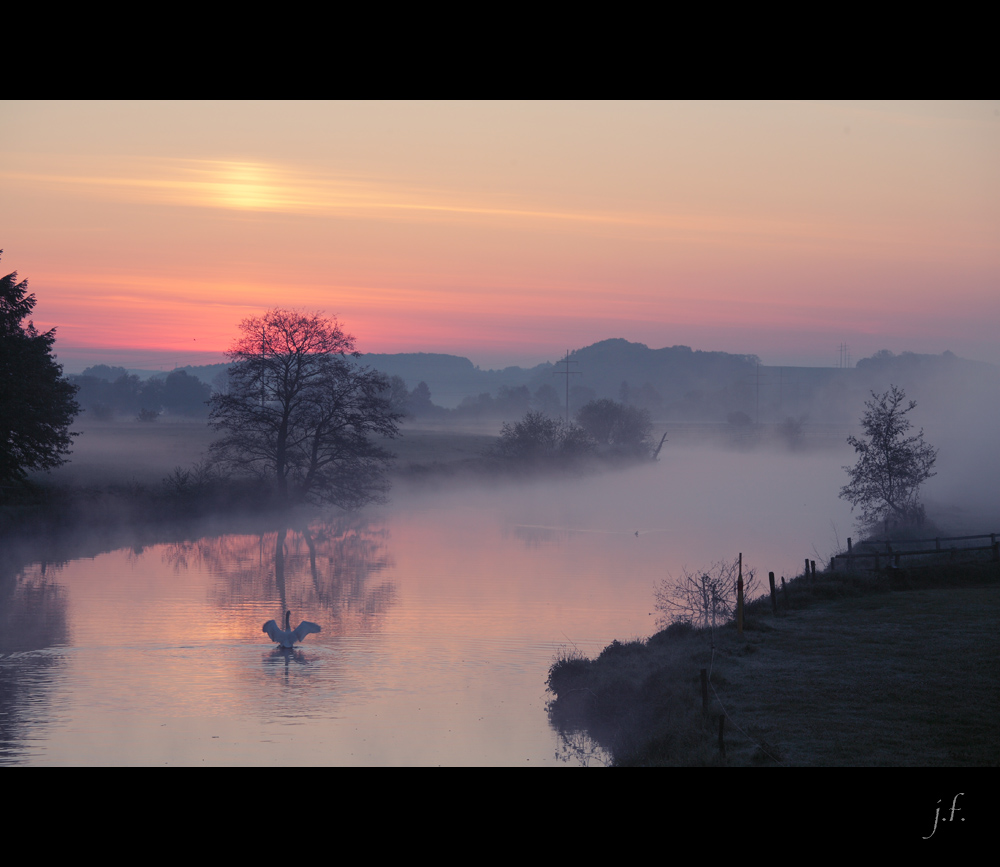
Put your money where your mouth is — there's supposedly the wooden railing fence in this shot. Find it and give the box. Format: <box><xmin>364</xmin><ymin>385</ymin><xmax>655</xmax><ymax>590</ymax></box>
<box><xmin>830</xmin><ymin>533</ymin><xmax>999</xmax><ymax>571</ymax></box>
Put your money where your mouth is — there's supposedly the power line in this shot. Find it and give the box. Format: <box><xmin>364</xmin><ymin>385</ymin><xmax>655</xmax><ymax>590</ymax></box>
<box><xmin>553</xmin><ymin>349</ymin><xmax>581</xmax><ymax>423</ymax></box>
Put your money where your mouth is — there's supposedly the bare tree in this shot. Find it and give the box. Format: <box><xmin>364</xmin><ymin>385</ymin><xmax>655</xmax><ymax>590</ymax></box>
<box><xmin>208</xmin><ymin>309</ymin><xmax>401</xmax><ymax>508</ymax></box>
<box><xmin>654</xmin><ymin>556</ymin><xmax>757</xmax><ymax>635</ymax></box>
<box><xmin>839</xmin><ymin>385</ymin><xmax>937</xmax><ymax>535</ymax></box>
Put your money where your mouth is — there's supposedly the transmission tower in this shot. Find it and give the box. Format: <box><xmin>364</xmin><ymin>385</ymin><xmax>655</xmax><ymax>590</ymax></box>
<box><xmin>553</xmin><ymin>349</ymin><xmax>581</xmax><ymax>423</ymax></box>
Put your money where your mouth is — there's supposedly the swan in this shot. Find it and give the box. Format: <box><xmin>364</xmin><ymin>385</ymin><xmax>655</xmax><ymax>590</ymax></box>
<box><xmin>262</xmin><ymin>610</ymin><xmax>321</xmax><ymax>647</ymax></box>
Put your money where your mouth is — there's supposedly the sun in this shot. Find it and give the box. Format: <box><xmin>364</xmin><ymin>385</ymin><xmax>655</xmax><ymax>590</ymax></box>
<box><xmin>210</xmin><ymin>161</ymin><xmax>283</xmax><ymax>211</ymax></box>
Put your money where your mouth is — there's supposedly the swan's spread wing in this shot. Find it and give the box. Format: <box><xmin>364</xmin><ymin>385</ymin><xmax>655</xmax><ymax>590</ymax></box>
<box><xmin>263</xmin><ymin>620</ymin><xmax>287</xmax><ymax>643</ymax></box>
<box><xmin>293</xmin><ymin>621</ymin><xmax>322</xmax><ymax>643</ymax></box>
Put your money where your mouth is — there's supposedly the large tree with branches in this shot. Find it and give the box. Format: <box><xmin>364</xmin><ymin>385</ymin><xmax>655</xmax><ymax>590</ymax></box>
<box><xmin>839</xmin><ymin>385</ymin><xmax>937</xmax><ymax>534</ymax></box>
<box><xmin>208</xmin><ymin>309</ymin><xmax>401</xmax><ymax>508</ymax></box>
<box><xmin>0</xmin><ymin>251</ymin><xmax>80</xmax><ymax>488</ymax></box>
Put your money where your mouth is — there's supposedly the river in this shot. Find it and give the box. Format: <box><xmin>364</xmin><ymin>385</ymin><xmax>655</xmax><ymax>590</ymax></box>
<box><xmin>1</xmin><ymin>445</ymin><xmax>865</xmax><ymax>765</ymax></box>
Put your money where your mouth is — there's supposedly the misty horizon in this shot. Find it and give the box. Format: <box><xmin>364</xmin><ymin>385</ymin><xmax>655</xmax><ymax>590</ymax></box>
<box><xmin>55</xmin><ymin>337</ymin><xmax>998</xmax><ymax>379</ymax></box>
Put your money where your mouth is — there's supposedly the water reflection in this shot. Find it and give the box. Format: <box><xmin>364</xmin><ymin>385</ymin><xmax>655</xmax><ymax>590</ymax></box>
<box><xmin>509</xmin><ymin>524</ymin><xmax>561</xmax><ymax>549</ymax></box>
<box><xmin>552</xmin><ymin>728</ymin><xmax>611</xmax><ymax>768</ymax></box>
<box><xmin>262</xmin><ymin>646</ymin><xmax>319</xmax><ymax>697</ymax></box>
<box><xmin>0</xmin><ymin>560</ymin><xmax>71</xmax><ymax>762</ymax></box>
<box><xmin>160</xmin><ymin>513</ymin><xmax>397</xmax><ymax>641</ymax></box>
<box><xmin>0</xmin><ymin>447</ymin><xmax>864</xmax><ymax>764</ymax></box>
<box><xmin>0</xmin><ymin>562</ymin><xmax>70</xmax><ymax>653</ymax></box>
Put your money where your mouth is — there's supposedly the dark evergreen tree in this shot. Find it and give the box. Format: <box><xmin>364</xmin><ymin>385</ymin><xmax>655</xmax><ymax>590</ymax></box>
<box><xmin>0</xmin><ymin>251</ymin><xmax>80</xmax><ymax>487</ymax></box>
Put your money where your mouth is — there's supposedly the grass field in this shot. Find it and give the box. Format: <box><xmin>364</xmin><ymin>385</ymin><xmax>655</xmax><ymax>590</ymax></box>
<box><xmin>32</xmin><ymin>417</ymin><xmax>499</xmax><ymax>487</ymax></box>
<box><xmin>710</xmin><ymin>580</ymin><xmax>1000</xmax><ymax>766</ymax></box>
<box><xmin>548</xmin><ymin>564</ymin><xmax>1000</xmax><ymax>766</ymax></box>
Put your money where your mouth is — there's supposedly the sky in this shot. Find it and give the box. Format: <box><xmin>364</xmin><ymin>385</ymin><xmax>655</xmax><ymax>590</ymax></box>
<box><xmin>1</xmin><ymin>100</ymin><xmax>998</xmax><ymax>373</ymax></box>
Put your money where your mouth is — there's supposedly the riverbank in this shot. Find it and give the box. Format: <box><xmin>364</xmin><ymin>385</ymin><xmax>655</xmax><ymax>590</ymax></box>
<box><xmin>1</xmin><ymin>420</ymin><xmax>492</xmax><ymax>530</ymax></box>
<box><xmin>547</xmin><ymin>559</ymin><xmax>1000</xmax><ymax>766</ymax></box>
<box><xmin>17</xmin><ymin>418</ymin><xmax>498</xmax><ymax>488</ymax></box>
<box><xmin>4</xmin><ymin>417</ymin><xmax>670</xmax><ymax>536</ymax></box>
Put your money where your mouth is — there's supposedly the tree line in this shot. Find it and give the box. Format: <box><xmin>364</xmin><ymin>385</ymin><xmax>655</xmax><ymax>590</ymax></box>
<box><xmin>0</xmin><ymin>249</ymin><xmax>942</xmax><ymax>538</ymax></box>
<box><xmin>390</xmin><ymin>378</ymin><xmax>667</xmax><ymax>422</ymax></box>
<box><xmin>488</xmin><ymin>399</ymin><xmax>668</xmax><ymax>469</ymax></box>
<box><xmin>70</xmin><ymin>367</ymin><xmax>213</xmax><ymax>419</ymax></box>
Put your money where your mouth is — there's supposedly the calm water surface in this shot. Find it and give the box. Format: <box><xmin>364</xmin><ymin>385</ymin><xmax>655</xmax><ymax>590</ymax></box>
<box><xmin>1</xmin><ymin>448</ymin><xmax>859</xmax><ymax>765</ymax></box>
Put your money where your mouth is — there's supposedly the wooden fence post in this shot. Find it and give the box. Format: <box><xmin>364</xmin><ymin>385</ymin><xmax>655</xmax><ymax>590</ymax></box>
<box><xmin>701</xmin><ymin>668</ymin><xmax>708</xmax><ymax>712</ymax></box>
<box><xmin>769</xmin><ymin>572</ymin><xmax>777</xmax><ymax>613</ymax></box>
<box><xmin>737</xmin><ymin>553</ymin><xmax>744</xmax><ymax>636</ymax></box>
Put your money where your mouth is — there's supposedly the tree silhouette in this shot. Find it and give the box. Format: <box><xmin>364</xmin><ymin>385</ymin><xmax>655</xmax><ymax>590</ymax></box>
<box><xmin>576</xmin><ymin>398</ymin><xmax>655</xmax><ymax>458</ymax></box>
<box><xmin>489</xmin><ymin>410</ymin><xmax>592</xmax><ymax>468</ymax></box>
<box><xmin>208</xmin><ymin>309</ymin><xmax>400</xmax><ymax>508</ymax></box>
<box><xmin>0</xmin><ymin>252</ymin><xmax>80</xmax><ymax>488</ymax></box>
<box><xmin>162</xmin><ymin>369</ymin><xmax>211</xmax><ymax>416</ymax></box>
<box><xmin>840</xmin><ymin>385</ymin><xmax>937</xmax><ymax>534</ymax></box>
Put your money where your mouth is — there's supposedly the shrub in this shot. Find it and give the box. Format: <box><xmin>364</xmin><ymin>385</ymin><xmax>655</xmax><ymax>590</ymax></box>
<box><xmin>488</xmin><ymin>410</ymin><xmax>593</xmax><ymax>469</ymax></box>
<box><xmin>576</xmin><ymin>398</ymin><xmax>655</xmax><ymax>458</ymax></box>
<box><xmin>654</xmin><ymin>556</ymin><xmax>758</xmax><ymax>633</ymax></box>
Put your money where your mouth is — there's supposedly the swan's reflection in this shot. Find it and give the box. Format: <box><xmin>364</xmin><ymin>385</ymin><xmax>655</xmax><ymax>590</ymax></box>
<box><xmin>160</xmin><ymin>512</ymin><xmax>397</xmax><ymax>643</ymax></box>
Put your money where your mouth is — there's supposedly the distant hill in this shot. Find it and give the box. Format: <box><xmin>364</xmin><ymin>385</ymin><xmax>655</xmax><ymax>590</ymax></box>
<box><xmin>75</xmin><ymin>343</ymin><xmax>998</xmax><ymax>423</ymax></box>
<box><xmin>361</xmin><ymin>342</ymin><xmax>767</xmax><ymax>413</ymax></box>
<box><xmin>750</xmin><ymin>349</ymin><xmax>1000</xmax><ymax>426</ymax></box>
<box><xmin>541</xmin><ymin>338</ymin><xmax>760</xmax><ymax>407</ymax></box>
<box><xmin>361</xmin><ymin>352</ymin><xmax>552</xmax><ymax>408</ymax></box>
<box><xmin>855</xmin><ymin>349</ymin><xmax>995</xmax><ymax>381</ymax></box>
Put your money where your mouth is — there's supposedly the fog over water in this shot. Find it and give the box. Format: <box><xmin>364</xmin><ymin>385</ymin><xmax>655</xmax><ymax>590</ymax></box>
<box><xmin>3</xmin><ymin>439</ymin><xmax>912</xmax><ymax>766</ymax></box>
<box><xmin>5</xmin><ymin>351</ymin><xmax>999</xmax><ymax>765</ymax></box>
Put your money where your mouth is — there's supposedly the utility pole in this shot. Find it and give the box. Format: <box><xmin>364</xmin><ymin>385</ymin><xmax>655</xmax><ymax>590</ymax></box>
<box><xmin>553</xmin><ymin>349</ymin><xmax>581</xmax><ymax>423</ymax></box>
<box><xmin>755</xmin><ymin>363</ymin><xmax>768</xmax><ymax>426</ymax></box>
